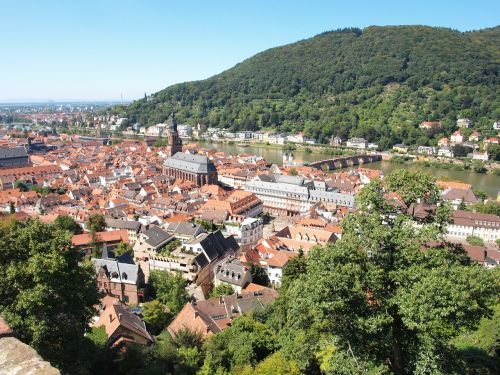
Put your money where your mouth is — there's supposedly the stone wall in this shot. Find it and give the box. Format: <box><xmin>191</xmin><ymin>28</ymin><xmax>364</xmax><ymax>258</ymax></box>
<box><xmin>0</xmin><ymin>317</ymin><xmax>60</xmax><ymax>375</ymax></box>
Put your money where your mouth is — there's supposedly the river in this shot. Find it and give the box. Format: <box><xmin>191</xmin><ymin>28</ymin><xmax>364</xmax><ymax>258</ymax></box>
<box><xmin>198</xmin><ymin>141</ymin><xmax>500</xmax><ymax>198</ymax></box>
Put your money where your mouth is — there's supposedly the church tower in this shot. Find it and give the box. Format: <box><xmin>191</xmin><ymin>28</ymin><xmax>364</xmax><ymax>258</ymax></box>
<box><xmin>165</xmin><ymin>113</ymin><xmax>182</xmax><ymax>157</ymax></box>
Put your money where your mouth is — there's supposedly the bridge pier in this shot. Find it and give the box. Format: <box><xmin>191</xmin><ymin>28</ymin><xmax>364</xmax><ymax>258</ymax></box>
<box><xmin>309</xmin><ymin>154</ymin><xmax>381</xmax><ymax>171</ymax></box>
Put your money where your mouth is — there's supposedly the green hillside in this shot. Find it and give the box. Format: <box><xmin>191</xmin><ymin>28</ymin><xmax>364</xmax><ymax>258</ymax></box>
<box><xmin>118</xmin><ymin>25</ymin><xmax>500</xmax><ymax>148</ymax></box>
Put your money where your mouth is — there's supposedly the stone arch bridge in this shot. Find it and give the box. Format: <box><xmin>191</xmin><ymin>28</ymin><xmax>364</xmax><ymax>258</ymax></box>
<box><xmin>308</xmin><ymin>154</ymin><xmax>382</xmax><ymax>171</ymax></box>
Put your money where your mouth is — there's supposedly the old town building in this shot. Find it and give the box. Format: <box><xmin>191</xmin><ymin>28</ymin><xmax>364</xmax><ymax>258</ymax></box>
<box><xmin>164</xmin><ymin>152</ymin><xmax>218</xmax><ymax>186</ymax></box>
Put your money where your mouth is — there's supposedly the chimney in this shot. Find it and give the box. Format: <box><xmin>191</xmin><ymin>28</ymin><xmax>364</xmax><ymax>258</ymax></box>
<box><xmin>118</xmin><ymin>313</ymin><xmax>122</xmax><ymax>320</ymax></box>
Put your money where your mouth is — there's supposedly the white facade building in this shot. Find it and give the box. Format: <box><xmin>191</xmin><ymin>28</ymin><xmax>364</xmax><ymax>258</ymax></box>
<box><xmin>245</xmin><ymin>174</ymin><xmax>355</xmax><ymax>216</ymax></box>
<box><xmin>224</xmin><ymin>217</ymin><xmax>263</xmax><ymax>251</ymax></box>
<box><xmin>346</xmin><ymin>138</ymin><xmax>367</xmax><ymax>149</ymax></box>
<box><xmin>472</xmin><ymin>151</ymin><xmax>489</xmax><ymax>161</ymax></box>
<box><xmin>438</xmin><ymin>147</ymin><xmax>454</xmax><ymax>158</ymax></box>
<box><xmin>447</xmin><ymin>210</ymin><xmax>500</xmax><ymax>243</ymax></box>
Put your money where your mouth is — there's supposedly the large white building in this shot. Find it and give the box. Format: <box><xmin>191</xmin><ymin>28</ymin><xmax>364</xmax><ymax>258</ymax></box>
<box><xmin>447</xmin><ymin>210</ymin><xmax>500</xmax><ymax>243</ymax></box>
<box><xmin>346</xmin><ymin>138</ymin><xmax>367</xmax><ymax>149</ymax></box>
<box><xmin>245</xmin><ymin>174</ymin><xmax>355</xmax><ymax>216</ymax></box>
<box><xmin>224</xmin><ymin>217</ymin><xmax>263</xmax><ymax>251</ymax></box>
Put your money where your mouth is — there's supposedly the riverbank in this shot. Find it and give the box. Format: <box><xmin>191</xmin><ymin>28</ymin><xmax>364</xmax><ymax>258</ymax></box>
<box><xmin>389</xmin><ymin>155</ymin><xmax>500</xmax><ymax>176</ymax></box>
<box><xmin>196</xmin><ymin>139</ymin><xmax>360</xmax><ymax>157</ymax></box>
<box><xmin>197</xmin><ymin>141</ymin><xmax>500</xmax><ymax>197</ymax></box>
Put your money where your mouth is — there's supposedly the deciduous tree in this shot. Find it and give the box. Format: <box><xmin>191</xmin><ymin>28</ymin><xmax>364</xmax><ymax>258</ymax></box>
<box><xmin>272</xmin><ymin>176</ymin><xmax>499</xmax><ymax>374</ymax></box>
<box><xmin>0</xmin><ymin>219</ymin><xmax>100</xmax><ymax>373</ymax></box>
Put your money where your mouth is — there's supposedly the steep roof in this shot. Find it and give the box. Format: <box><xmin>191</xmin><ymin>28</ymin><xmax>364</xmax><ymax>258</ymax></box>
<box><xmin>92</xmin><ymin>258</ymin><xmax>140</xmax><ymax>285</ymax></box>
<box><xmin>0</xmin><ymin>146</ymin><xmax>27</xmax><ymax>159</ymax></box>
<box><xmin>72</xmin><ymin>229</ymin><xmax>128</xmax><ymax>246</ymax></box>
<box><xmin>143</xmin><ymin>225</ymin><xmax>172</xmax><ymax>247</ymax></box>
<box><xmin>164</xmin><ymin>152</ymin><xmax>217</xmax><ymax>174</ymax></box>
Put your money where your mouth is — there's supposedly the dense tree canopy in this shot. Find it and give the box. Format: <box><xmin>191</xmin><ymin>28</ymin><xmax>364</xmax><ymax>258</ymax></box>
<box><xmin>267</xmin><ymin>172</ymin><xmax>499</xmax><ymax>374</ymax></box>
<box><xmin>209</xmin><ymin>283</ymin><xmax>235</xmax><ymax>298</ymax></box>
<box><xmin>148</xmin><ymin>270</ymin><xmax>192</xmax><ymax>315</ymax></box>
<box><xmin>199</xmin><ymin>316</ymin><xmax>277</xmax><ymax>375</ymax></box>
<box><xmin>142</xmin><ymin>300</ymin><xmax>170</xmax><ymax>335</ymax></box>
<box><xmin>54</xmin><ymin>215</ymin><xmax>83</xmax><ymax>234</ymax></box>
<box><xmin>0</xmin><ymin>219</ymin><xmax>100</xmax><ymax>373</ymax></box>
<box><xmin>86</xmin><ymin>213</ymin><xmax>106</xmax><ymax>233</ymax></box>
<box><xmin>114</xmin><ymin>26</ymin><xmax>500</xmax><ymax>147</ymax></box>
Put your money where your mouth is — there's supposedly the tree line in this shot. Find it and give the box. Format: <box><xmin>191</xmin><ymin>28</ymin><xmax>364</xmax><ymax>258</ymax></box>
<box><xmin>112</xmin><ymin>26</ymin><xmax>499</xmax><ymax>148</ymax></box>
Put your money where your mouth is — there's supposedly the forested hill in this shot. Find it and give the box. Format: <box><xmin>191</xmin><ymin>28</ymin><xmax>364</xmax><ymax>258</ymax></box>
<box><xmin>118</xmin><ymin>25</ymin><xmax>500</xmax><ymax>148</ymax></box>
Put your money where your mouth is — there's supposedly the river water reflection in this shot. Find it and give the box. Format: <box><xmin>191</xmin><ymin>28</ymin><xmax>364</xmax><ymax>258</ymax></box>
<box><xmin>199</xmin><ymin>141</ymin><xmax>500</xmax><ymax>197</ymax></box>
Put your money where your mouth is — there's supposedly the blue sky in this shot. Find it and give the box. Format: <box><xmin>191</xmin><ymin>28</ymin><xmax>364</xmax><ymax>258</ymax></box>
<box><xmin>0</xmin><ymin>0</ymin><xmax>498</xmax><ymax>102</ymax></box>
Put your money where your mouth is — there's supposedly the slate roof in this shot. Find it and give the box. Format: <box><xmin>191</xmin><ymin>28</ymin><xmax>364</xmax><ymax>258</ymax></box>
<box><xmin>0</xmin><ymin>146</ymin><xmax>28</xmax><ymax>159</ymax></box>
<box><xmin>166</xmin><ymin>221</ymin><xmax>204</xmax><ymax>236</ymax></box>
<box><xmin>143</xmin><ymin>225</ymin><xmax>172</xmax><ymax>247</ymax></box>
<box><xmin>192</xmin><ymin>230</ymin><xmax>239</xmax><ymax>268</ymax></box>
<box><xmin>105</xmin><ymin>218</ymin><xmax>142</xmax><ymax>232</ymax></box>
<box><xmin>164</xmin><ymin>152</ymin><xmax>217</xmax><ymax>173</ymax></box>
<box><xmin>216</xmin><ymin>258</ymin><xmax>250</xmax><ymax>287</ymax></box>
<box><xmin>442</xmin><ymin>188</ymin><xmax>479</xmax><ymax>204</ymax></box>
<box><xmin>92</xmin><ymin>258</ymin><xmax>139</xmax><ymax>285</ymax></box>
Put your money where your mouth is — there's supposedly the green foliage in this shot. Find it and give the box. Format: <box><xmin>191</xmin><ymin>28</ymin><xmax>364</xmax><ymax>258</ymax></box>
<box><xmin>200</xmin><ymin>316</ymin><xmax>276</xmax><ymax>374</ymax></box>
<box><xmin>0</xmin><ymin>219</ymin><xmax>100</xmax><ymax>373</ymax></box>
<box><xmin>241</xmin><ymin>351</ymin><xmax>301</xmax><ymax>375</ymax></box>
<box><xmin>473</xmin><ymin>161</ymin><xmax>488</xmax><ymax>173</ymax></box>
<box><xmin>54</xmin><ymin>215</ymin><xmax>83</xmax><ymax>234</ymax></box>
<box><xmin>86</xmin><ymin>213</ymin><xmax>106</xmax><ymax>233</ymax></box>
<box><xmin>30</xmin><ymin>184</ymin><xmax>52</xmax><ymax>196</ymax></box>
<box><xmin>250</xmin><ymin>263</ymin><xmax>270</xmax><ymax>287</ymax></box>
<box><xmin>259</xmin><ymin>212</ymin><xmax>272</xmax><ymax>224</ymax></box>
<box><xmin>280</xmin><ymin>251</ymin><xmax>307</xmax><ymax>290</ymax></box>
<box><xmin>172</xmin><ymin>327</ymin><xmax>203</xmax><ymax>350</ymax></box>
<box><xmin>154</xmin><ymin>138</ymin><xmax>168</xmax><ymax>147</ymax></box>
<box><xmin>473</xmin><ymin>189</ymin><xmax>489</xmax><ymax>201</ymax></box>
<box><xmin>488</xmin><ymin>144</ymin><xmax>500</xmax><ymax>161</ymax></box>
<box><xmin>14</xmin><ymin>179</ymin><xmax>28</xmax><ymax>192</ymax></box>
<box><xmin>114</xmin><ymin>241</ymin><xmax>133</xmax><ymax>257</ymax></box>
<box><xmin>470</xmin><ymin>202</ymin><xmax>500</xmax><ymax>216</ymax></box>
<box><xmin>453</xmin><ymin>303</ymin><xmax>500</xmax><ymax>374</ymax></box>
<box><xmin>159</xmin><ymin>238</ymin><xmax>181</xmax><ymax>256</ymax></box>
<box><xmin>453</xmin><ymin>144</ymin><xmax>470</xmax><ymax>158</ymax></box>
<box><xmin>210</xmin><ymin>283</ymin><xmax>235</xmax><ymax>298</ymax></box>
<box><xmin>197</xmin><ymin>219</ymin><xmax>221</xmax><ymax>232</ymax></box>
<box><xmin>87</xmin><ymin>326</ymin><xmax>108</xmax><ymax>350</ymax></box>
<box><xmin>384</xmin><ymin>169</ymin><xmax>439</xmax><ymax>206</ymax></box>
<box><xmin>142</xmin><ymin>300</ymin><xmax>170</xmax><ymax>334</ymax></box>
<box><xmin>117</xmin><ymin>26</ymin><xmax>500</xmax><ymax>147</ymax></box>
<box><xmin>466</xmin><ymin>235</ymin><xmax>485</xmax><ymax>246</ymax></box>
<box><xmin>271</xmin><ymin>176</ymin><xmax>499</xmax><ymax>373</ymax></box>
<box><xmin>289</xmin><ymin>168</ymin><xmax>298</xmax><ymax>176</ymax></box>
<box><xmin>109</xmin><ymin>330</ymin><xmax>204</xmax><ymax>375</ymax></box>
<box><xmin>148</xmin><ymin>271</ymin><xmax>191</xmax><ymax>315</ymax></box>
